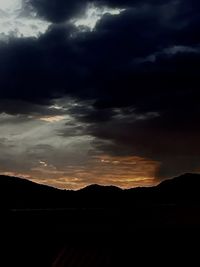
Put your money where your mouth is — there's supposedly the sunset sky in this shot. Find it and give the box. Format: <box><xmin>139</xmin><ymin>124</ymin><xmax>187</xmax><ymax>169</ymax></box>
<box><xmin>0</xmin><ymin>0</ymin><xmax>200</xmax><ymax>189</ymax></box>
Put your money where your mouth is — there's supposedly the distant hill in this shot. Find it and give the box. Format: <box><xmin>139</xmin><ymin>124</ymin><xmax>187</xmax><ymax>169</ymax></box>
<box><xmin>155</xmin><ymin>173</ymin><xmax>200</xmax><ymax>203</ymax></box>
<box><xmin>0</xmin><ymin>175</ymin><xmax>67</xmax><ymax>209</ymax></box>
<box><xmin>0</xmin><ymin>173</ymin><xmax>200</xmax><ymax>209</ymax></box>
<box><xmin>80</xmin><ymin>184</ymin><xmax>122</xmax><ymax>193</ymax></box>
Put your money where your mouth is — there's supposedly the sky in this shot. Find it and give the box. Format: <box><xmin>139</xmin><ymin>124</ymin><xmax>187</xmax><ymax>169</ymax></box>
<box><xmin>0</xmin><ymin>0</ymin><xmax>200</xmax><ymax>189</ymax></box>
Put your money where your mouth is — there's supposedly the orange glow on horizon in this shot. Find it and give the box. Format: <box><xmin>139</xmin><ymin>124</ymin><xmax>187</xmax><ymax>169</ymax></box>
<box><xmin>0</xmin><ymin>155</ymin><xmax>160</xmax><ymax>190</ymax></box>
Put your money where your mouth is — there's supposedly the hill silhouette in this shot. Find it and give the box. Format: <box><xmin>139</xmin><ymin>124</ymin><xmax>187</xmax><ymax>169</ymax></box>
<box><xmin>2</xmin><ymin>173</ymin><xmax>200</xmax><ymax>267</ymax></box>
<box><xmin>1</xmin><ymin>173</ymin><xmax>200</xmax><ymax>209</ymax></box>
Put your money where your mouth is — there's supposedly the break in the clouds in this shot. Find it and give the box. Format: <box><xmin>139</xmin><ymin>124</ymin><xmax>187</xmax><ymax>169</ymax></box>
<box><xmin>0</xmin><ymin>0</ymin><xmax>50</xmax><ymax>39</ymax></box>
<box><xmin>0</xmin><ymin>0</ymin><xmax>200</xmax><ymax>188</ymax></box>
<box><xmin>71</xmin><ymin>3</ymin><xmax>123</xmax><ymax>31</ymax></box>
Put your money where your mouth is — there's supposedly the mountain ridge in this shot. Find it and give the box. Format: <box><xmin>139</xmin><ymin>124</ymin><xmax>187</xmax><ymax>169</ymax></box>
<box><xmin>1</xmin><ymin>172</ymin><xmax>199</xmax><ymax>192</ymax></box>
<box><xmin>1</xmin><ymin>173</ymin><xmax>200</xmax><ymax>209</ymax></box>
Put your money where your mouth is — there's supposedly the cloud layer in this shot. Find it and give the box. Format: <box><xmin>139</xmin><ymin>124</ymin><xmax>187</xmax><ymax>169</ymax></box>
<box><xmin>0</xmin><ymin>0</ymin><xmax>200</xmax><ymax>187</ymax></box>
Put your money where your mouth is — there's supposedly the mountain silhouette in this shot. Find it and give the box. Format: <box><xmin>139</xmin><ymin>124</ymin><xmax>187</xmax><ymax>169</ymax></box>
<box><xmin>2</xmin><ymin>173</ymin><xmax>200</xmax><ymax>267</ymax></box>
<box><xmin>80</xmin><ymin>184</ymin><xmax>122</xmax><ymax>193</ymax></box>
<box><xmin>1</xmin><ymin>173</ymin><xmax>200</xmax><ymax>209</ymax></box>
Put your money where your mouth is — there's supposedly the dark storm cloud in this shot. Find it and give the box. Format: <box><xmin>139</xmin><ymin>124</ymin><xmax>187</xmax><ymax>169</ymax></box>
<box><xmin>62</xmin><ymin>48</ymin><xmax>200</xmax><ymax>179</ymax></box>
<box><xmin>1</xmin><ymin>1</ymin><xmax>200</xmax><ymax>109</ymax></box>
<box><xmin>96</xmin><ymin>0</ymin><xmax>168</xmax><ymax>7</ymax></box>
<box><xmin>27</xmin><ymin>0</ymin><xmax>86</xmax><ymax>22</ymax></box>
<box><xmin>0</xmin><ymin>24</ymin><xmax>92</xmax><ymax>114</ymax></box>
<box><xmin>84</xmin><ymin>104</ymin><xmax>200</xmax><ymax>179</ymax></box>
<box><xmin>72</xmin><ymin>6</ymin><xmax>200</xmax><ymax>111</ymax></box>
<box><xmin>0</xmin><ymin>99</ymin><xmax>67</xmax><ymax>117</ymax></box>
<box><xmin>1</xmin><ymin>0</ymin><xmax>200</xmax><ymax>179</ymax></box>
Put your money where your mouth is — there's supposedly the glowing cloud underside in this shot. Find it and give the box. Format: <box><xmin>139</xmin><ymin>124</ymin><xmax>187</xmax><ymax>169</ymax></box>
<box><xmin>0</xmin><ymin>0</ymin><xmax>50</xmax><ymax>39</ymax></box>
<box><xmin>72</xmin><ymin>4</ymin><xmax>124</xmax><ymax>31</ymax></box>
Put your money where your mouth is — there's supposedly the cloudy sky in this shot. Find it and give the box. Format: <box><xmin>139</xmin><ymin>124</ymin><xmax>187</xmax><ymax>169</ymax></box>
<box><xmin>0</xmin><ymin>0</ymin><xmax>199</xmax><ymax>189</ymax></box>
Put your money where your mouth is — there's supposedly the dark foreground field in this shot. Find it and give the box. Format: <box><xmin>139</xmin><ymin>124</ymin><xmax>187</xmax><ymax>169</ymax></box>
<box><xmin>2</xmin><ymin>206</ymin><xmax>200</xmax><ymax>267</ymax></box>
<box><xmin>1</xmin><ymin>173</ymin><xmax>200</xmax><ymax>266</ymax></box>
